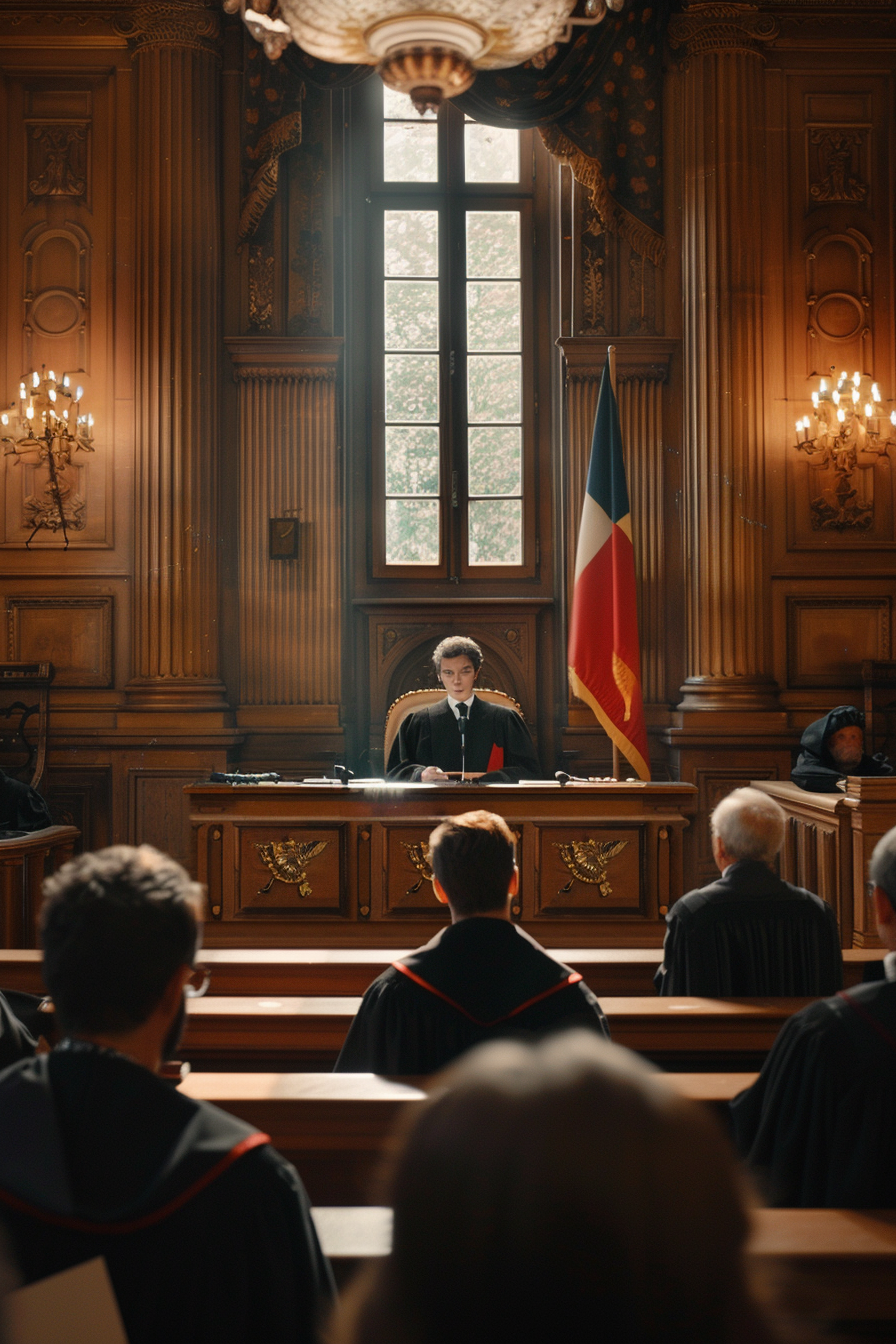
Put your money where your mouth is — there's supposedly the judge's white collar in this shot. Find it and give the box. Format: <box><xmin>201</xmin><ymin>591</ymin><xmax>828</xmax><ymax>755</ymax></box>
<box><xmin>447</xmin><ymin>693</ymin><xmax>476</xmax><ymax>718</ymax></box>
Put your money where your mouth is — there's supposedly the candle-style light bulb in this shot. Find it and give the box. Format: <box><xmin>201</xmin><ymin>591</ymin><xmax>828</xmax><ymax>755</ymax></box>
<box><xmin>840</xmin><ymin>371</ymin><xmax>848</xmax><ymax>384</ymax></box>
<box><xmin>891</xmin><ymin>411</ymin><xmax>896</xmax><ymax>427</ymax></box>
<box><xmin>853</xmin><ymin>371</ymin><xmax>861</xmax><ymax>386</ymax></box>
<box><xmin>812</xmin><ymin>391</ymin><xmax>819</xmax><ymax>407</ymax></box>
<box><xmin>820</xmin><ymin>379</ymin><xmax>828</xmax><ymax>392</ymax></box>
<box><xmin>795</xmin><ymin>420</ymin><xmax>802</xmax><ymax>434</ymax></box>
<box><xmin>1</xmin><ymin>414</ymin><xmax>7</xmax><ymax>426</ymax></box>
<box><xmin>19</xmin><ymin>383</ymin><xmax>25</xmax><ymax>400</ymax></box>
<box><xmin>87</xmin><ymin>413</ymin><xmax>94</xmax><ymax>428</ymax></box>
<box><xmin>48</xmin><ymin>389</ymin><xmax>56</xmax><ymax>402</ymax></box>
<box><xmin>31</xmin><ymin>371</ymin><xmax>39</xmax><ymax>389</ymax></box>
<box><xmin>75</xmin><ymin>386</ymin><xmax>83</xmax><ymax>401</ymax></box>
<box><xmin>865</xmin><ymin>403</ymin><xmax>874</xmax><ymax>418</ymax></box>
<box><xmin>26</xmin><ymin>405</ymin><xmax>34</xmax><ymax>419</ymax></box>
<box><xmin>47</xmin><ymin>370</ymin><xmax>56</xmax><ymax>383</ymax></box>
<box><xmin>63</xmin><ymin>409</ymin><xmax>68</xmax><ymax>420</ymax></box>
<box><xmin>62</xmin><ymin>375</ymin><xmax>70</xmax><ymax>388</ymax></box>
<box><xmin>832</xmin><ymin>390</ymin><xmax>840</xmax><ymax>405</ymax></box>
<box><xmin>872</xmin><ymin>383</ymin><xmax>881</xmax><ymax>401</ymax></box>
<box><xmin>837</xmin><ymin>408</ymin><xmax>846</xmax><ymax>423</ymax></box>
<box><xmin>852</xmin><ymin>388</ymin><xmax>860</xmax><ymax>404</ymax></box>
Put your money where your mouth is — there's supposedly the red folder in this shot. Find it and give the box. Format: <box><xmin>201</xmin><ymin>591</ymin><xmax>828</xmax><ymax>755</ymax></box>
<box><xmin>486</xmin><ymin>744</ymin><xmax>504</xmax><ymax>772</ymax></box>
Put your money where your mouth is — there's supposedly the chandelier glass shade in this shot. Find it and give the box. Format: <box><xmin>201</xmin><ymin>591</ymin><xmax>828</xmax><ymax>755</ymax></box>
<box><xmin>227</xmin><ymin>1</ymin><xmax>620</xmax><ymax>112</ymax></box>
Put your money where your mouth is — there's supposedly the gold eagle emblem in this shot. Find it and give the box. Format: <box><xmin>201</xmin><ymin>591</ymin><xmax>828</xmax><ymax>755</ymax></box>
<box><xmin>255</xmin><ymin>839</ymin><xmax>330</xmax><ymax>897</ymax></box>
<box><xmin>552</xmin><ymin>838</ymin><xmax>630</xmax><ymax>898</ymax></box>
<box><xmin>401</xmin><ymin>841</ymin><xmax>434</xmax><ymax>896</ymax></box>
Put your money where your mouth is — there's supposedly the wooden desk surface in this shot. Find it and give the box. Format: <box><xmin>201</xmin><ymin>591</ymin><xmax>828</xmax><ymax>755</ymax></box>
<box><xmin>180</xmin><ymin>995</ymin><xmax>808</xmax><ymax>1062</ymax></box>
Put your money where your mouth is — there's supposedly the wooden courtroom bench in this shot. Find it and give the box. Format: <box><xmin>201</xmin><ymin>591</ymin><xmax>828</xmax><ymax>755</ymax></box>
<box><xmin>180</xmin><ymin>995</ymin><xmax>813</xmax><ymax>1070</ymax></box>
<box><xmin>311</xmin><ymin>1205</ymin><xmax>896</xmax><ymax>1323</ymax></box>
<box><xmin>0</xmin><ymin>947</ymin><xmax>881</xmax><ymax>997</ymax></box>
<box><xmin>179</xmin><ymin>1070</ymin><xmax>758</xmax><ymax>1204</ymax></box>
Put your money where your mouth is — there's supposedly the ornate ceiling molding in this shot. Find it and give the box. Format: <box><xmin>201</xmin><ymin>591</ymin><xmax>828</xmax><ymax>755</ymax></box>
<box><xmin>668</xmin><ymin>3</ymin><xmax>780</xmax><ymax>59</ymax></box>
<box><xmin>113</xmin><ymin>0</ymin><xmax>221</xmax><ymax>54</ymax></box>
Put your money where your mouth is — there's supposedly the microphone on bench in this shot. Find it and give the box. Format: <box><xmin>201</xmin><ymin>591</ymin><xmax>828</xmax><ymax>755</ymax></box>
<box><xmin>457</xmin><ymin>702</ymin><xmax>468</xmax><ymax>781</ymax></box>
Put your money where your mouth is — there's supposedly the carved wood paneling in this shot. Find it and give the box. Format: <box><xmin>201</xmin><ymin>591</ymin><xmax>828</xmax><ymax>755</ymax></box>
<box><xmin>7</xmin><ymin>595</ymin><xmax>113</xmax><ymax>686</ymax></box>
<box><xmin>227</xmin><ymin>337</ymin><xmax>342</xmax><ymax>709</ymax></box>
<box><xmin>786</xmin><ymin>597</ymin><xmax>890</xmax><ymax>688</ymax></box>
<box><xmin>557</xmin><ymin>338</ymin><xmax>675</xmax><ymax>708</ymax></box>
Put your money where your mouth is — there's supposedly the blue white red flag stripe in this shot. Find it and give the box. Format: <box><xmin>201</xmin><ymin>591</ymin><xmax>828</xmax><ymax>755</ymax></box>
<box><xmin>568</xmin><ymin>361</ymin><xmax>650</xmax><ymax>780</ymax></box>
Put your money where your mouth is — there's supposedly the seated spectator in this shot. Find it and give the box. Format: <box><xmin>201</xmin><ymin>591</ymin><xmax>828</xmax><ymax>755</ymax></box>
<box><xmin>0</xmin><ymin>845</ymin><xmax>333</xmax><ymax>1344</ymax></box>
<box><xmin>792</xmin><ymin>704</ymin><xmax>894</xmax><ymax>793</ymax></box>
<box><xmin>0</xmin><ymin>768</ymin><xmax>52</xmax><ymax>836</ymax></box>
<box><xmin>732</xmin><ymin>823</ymin><xmax>896</xmax><ymax>1207</ymax></box>
<box><xmin>655</xmin><ymin>787</ymin><xmax>842</xmax><ymax>997</ymax></box>
<box><xmin>335</xmin><ymin>810</ymin><xmax>608</xmax><ymax>1074</ymax></box>
<box><xmin>332</xmin><ymin>1031</ymin><xmax>785</xmax><ymax>1344</ymax></box>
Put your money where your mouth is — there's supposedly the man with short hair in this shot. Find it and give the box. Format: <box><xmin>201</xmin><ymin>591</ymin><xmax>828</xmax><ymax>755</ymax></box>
<box><xmin>792</xmin><ymin>704</ymin><xmax>894</xmax><ymax>793</ymax></box>
<box><xmin>732</xmin><ymin>823</ymin><xmax>896</xmax><ymax>1206</ymax></box>
<box><xmin>335</xmin><ymin>810</ymin><xmax>609</xmax><ymax>1074</ymax></box>
<box><xmin>386</xmin><ymin>635</ymin><xmax>541</xmax><ymax>783</ymax></box>
<box><xmin>0</xmin><ymin>845</ymin><xmax>333</xmax><ymax>1344</ymax></box>
<box><xmin>655</xmin><ymin>787</ymin><xmax>842</xmax><ymax>997</ymax></box>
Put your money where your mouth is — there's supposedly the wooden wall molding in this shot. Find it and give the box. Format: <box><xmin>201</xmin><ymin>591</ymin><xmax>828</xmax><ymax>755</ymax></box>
<box><xmin>224</xmin><ymin>336</ymin><xmax>343</xmax><ymax>714</ymax></box>
<box><xmin>7</xmin><ymin>594</ymin><xmax>113</xmax><ymax>686</ymax></box>
<box><xmin>668</xmin><ymin>3</ymin><xmax>779</xmax><ymax>61</ymax></box>
<box><xmin>114</xmin><ymin>0</ymin><xmax>221</xmax><ymax>55</ymax></box>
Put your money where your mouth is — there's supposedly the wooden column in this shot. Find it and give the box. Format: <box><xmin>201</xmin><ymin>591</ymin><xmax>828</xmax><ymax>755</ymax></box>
<box><xmin>225</xmin><ymin>338</ymin><xmax>344</xmax><ymax>760</ymax></box>
<box><xmin>669</xmin><ymin>3</ymin><xmax>780</xmax><ymax>712</ymax></box>
<box><xmin>122</xmin><ymin>0</ymin><xmax>228</xmax><ymax>710</ymax></box>
<box><xmin>557</xmin><ymin>338</ymin><xmax>676</xmax><ymax>710</ymax></box>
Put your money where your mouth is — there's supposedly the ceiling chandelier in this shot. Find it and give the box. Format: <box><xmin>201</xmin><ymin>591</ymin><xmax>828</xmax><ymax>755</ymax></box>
<box><xmin>225</xmin><ymin>0</ymin><xmax>622</xmax><ymax>114</ymax></box>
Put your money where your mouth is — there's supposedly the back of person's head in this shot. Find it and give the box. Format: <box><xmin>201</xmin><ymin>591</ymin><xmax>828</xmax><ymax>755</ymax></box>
<box><xmin>41</xmin><ymin>845</ymin><xmax>202</xmax><ymax>1035</ymax></box>
<box><xmin>428</xmin><ymin>810</ymin><xmax>515</xmax><ymax>916</ymax></box>
<box><xmin>870</xmin><ymin>825</ymin><xmax>896</xmax><ymax>912</ymax></box>
<box><xmin>431</xmin><ymin>636</ymin><xmax>482</xmax><ymax>675</ymax></box>
<box><xmin>711</xmin><ymin>787</ymin><xmax>785</xmax><ymax>864</ymax></box>
<box><xmin>333</xmin><ymin>1031</ymin><xmax>781</xmax><ymax>1344</ymax></box>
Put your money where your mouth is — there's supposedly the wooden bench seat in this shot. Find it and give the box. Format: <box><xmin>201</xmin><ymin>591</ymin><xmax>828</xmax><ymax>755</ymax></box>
<box><xmin>179</xmin><ymin>1070</ymin><xmax>757</xmax><ymax>1203</ymax></box>
<box><xmin>311</xmin><ymin>1206</ymin><xmax>896</xmax><ymax>1321</ymax></box>
<box><xmin>180</xmin><ymin>995</ymin><xmax>811</xmax><ymax>1069</ymax></box>
<box><xmin>0</xmin><ymin>946</ymin><xmax>880</xmax><ymax>998</ymax></box>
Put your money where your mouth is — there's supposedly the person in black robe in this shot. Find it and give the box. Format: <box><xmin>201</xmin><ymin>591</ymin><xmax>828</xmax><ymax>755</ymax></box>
<box><xmin>0</xmin><ymin>844</ymin><xmax>334</xmax><ymax>1344</ymax></box>
<box><xmin>731</xmin><ymin>823</ymin><xmax>896</xmax><ymax>1207</ymax></box>
<box><xmin>386</xmin><ymin>636</ymin><xmax>541</xmax><ymax>783</ymax></box>
<box><xmin>335</xmin><ymin>810</ymin><xmax>608</xmax><ymax>1074</ymax></box>
<box><xmin>0</xmin><ymin>768</ymin><xmax>53</xmax><ymax>835</ymax></box>
<box><xmin>791</xmin><ymin>703</ymin><xmax>894</xmax><ymax>793</ymax></box>
<box><xmin>655</xmin><ymin>787</ymin><xmax>842</xmax><ymax>997</ymax></box>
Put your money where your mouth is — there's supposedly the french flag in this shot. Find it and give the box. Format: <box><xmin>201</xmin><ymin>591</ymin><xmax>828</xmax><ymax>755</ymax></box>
<box><xmin>568</xmin><ymin>359</ymin><xmax>650</xmax><ymax>780</ymax></box>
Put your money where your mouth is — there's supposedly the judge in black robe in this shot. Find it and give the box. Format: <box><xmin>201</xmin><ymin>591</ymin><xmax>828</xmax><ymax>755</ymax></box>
<box><xmin>387</xmin><ymin>697</ymin><xmax>541</xmax><ymax>783</ymax></box>
<box><xmin>0</xmin><ymin>768</ymin><xmax>53</xmax><ymax>835</ymax></box>
<box><xmin>336</xmin><ymin>810</ymin><xmax>608</xmax><ymax>1075</ymax></box>
<box><xmin>0</xmin><ymin>1042</ymin><xmax>335</xmax><ymax>1344</ymax></box>
<box><xmin>732</xmin><ymin>825</ymin><xmax>896</xmax><ymax>1207</ymax></box>
<box><xmin>792</xmin><ymin>704</ymin><xmax>894</xmax><ymax>793</ymax></box>
<box><xmin>654</xmin><ymin>787</ymin><xmax>842</xmax><ymax>997</ymax></box>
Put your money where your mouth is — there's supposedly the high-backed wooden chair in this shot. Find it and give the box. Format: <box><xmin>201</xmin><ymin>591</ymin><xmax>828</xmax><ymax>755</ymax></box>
<box><xmin>0</xmin><ymin>662</ymin><xmax>55</xmax><ymax>792</ymax></box>
<box><xmin>384</xmin><ymin>688</ymin><xmax>524</xmax><ymax>767</ymax></box>
<box><xmin>861</xmin><ymin>660</ymin><xmax>896</xmax><ymax>759</ymax></box>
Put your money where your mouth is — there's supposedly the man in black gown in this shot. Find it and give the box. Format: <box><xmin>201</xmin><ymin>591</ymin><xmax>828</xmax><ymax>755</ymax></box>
<box><xmin>386</xmin><ymin>636</ymin><xmax>541</xmax><ymax>783</ymax></box>
<box><xmin>654</xmin><ymin>787</ymin><xmax>842</xmax><ymax>997</ymax></box>
<box><xmin>792</xmin><ymin>704</ymin><xmax>894</xmax><ymax>793</ymax></box>
<box><xmin>0</xmin><ymin>845</ymin><xmax>333</xmax><ymax>1344</ymax></box>
<box><xmin>335</xmin><ymin>810</ymin><xmax>609</xmax><ymax>1074</ymax></box>
<box><xmin>731</xmin><ymin>823</ymin><xmax>896</xmax><ymax>1207</ymax></box>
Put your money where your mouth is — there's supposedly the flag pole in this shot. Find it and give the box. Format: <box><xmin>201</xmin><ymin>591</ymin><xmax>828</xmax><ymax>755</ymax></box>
<box><xmin>607</xmin><ymin>344</ymin><xmax>621</xmax><ymax>781</ymax></box>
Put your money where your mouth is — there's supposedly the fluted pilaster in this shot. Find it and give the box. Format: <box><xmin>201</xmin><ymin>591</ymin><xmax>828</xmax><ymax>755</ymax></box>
<box><xmin>226</xmin><ymin>339</ymin><xmax>342</xmax><ymax>711</ymax></box>
<box><xmin>558</xmin><ymin>338</ymin><xmax>675</xmax><ymax>707</ymax></box>
<box><xmin>670</xmin><ymin>3</ymin><xmax>780</xmax><ymax>711</ymax></box>
<box><xmin>122</xmin><ymin>0</ymin><xmax>227</xmax><ymax>708</ymax></box>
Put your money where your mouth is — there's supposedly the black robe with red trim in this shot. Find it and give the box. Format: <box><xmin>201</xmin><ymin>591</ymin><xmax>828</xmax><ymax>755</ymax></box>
<box><xmin>334</xmin><ymin>917</ymin><xmax>609</xmax><ymax>1075</ymax></box>
<box><xmin>0</xmin><ymin>1042</ymin><xmax>334</xmax><ymax>1343</ymax></box>
<box><xmin>386</xmin><ymin>697</ymin><xmax>542</xmax><ymax>783</ymax></box>
<box><xmin>730</xmin><ymin>978</ymin><xmax>896</xmax><ymax>1208</ymax></box>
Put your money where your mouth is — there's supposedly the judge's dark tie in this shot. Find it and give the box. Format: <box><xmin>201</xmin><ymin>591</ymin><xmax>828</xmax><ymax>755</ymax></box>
<box><xmin>457</xmin><ymin>702</ymin><xmax>468</xmax><ymax>776</ymax></box>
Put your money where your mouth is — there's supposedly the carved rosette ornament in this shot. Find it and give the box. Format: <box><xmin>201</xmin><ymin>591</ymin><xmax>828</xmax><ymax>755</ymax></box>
<box><xmin>667</xmin><ymin>3</ymin><xmax>778</xmax><ymax>62</ymax></box>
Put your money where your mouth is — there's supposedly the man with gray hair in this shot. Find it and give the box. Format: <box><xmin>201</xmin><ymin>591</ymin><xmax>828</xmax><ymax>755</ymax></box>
<box><xmin>655</xmin><ymin>787</ymin><xmax>842</xmax><ymax>997</ymax></box>
<box><xmin>732</xmin><ymin>822</ymin><xmax>896</xmax><ymax>1206</ymax></box>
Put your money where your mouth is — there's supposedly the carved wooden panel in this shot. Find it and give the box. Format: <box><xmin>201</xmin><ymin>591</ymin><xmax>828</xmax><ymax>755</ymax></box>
<box><xmin>532</xmin><ymin>824</ymin><xmax>644</xmax><ymax>917</ymax></box>
<box><xmin>786</xmin><ymin>597</ymin><xmax>890</xmax><ymax>688</ymax></box>
<box><xmin>234</xmin><ymin>824</ymin><xmax>347</xmax><ymax>916</ymax></box>
<box><xmin>45</xmin><ymin>766</ymin><xmax>113</xmax><ymax>854</ymax></box>
<box><xmin>128</xmin><ymin>771</ymin><xmax>205</xmax><ymax>873</ymax></box>
<box><xmin>7</xmin><ymin>595</ymin><xmax>113</xmax><ymax>687</ymax></box>
<box><xmin>378</xmin><ymin>823</ymin><xmax>447</xmax><ymax>918</ymax></box>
